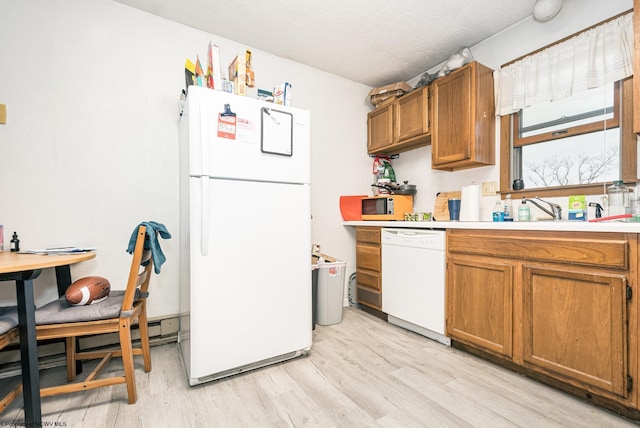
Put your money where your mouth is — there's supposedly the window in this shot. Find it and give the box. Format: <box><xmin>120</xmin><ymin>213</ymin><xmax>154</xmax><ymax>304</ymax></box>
<box><xmin>514</xmin><ymin>82</ymin><xmax>621</xmax><ymax>189</ymax></box>
<box><xmin>496</xmin><ymin>11</ymin><xmax>636</xmax><ymax>197</ymax></box>
<box><xmin>500</xmin><ymin>78</ymin><xmax>636</xmax><ymax>198</ymax></box>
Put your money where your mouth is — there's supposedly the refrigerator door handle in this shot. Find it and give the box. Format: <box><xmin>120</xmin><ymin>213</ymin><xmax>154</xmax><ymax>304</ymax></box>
<box><xmin>200</xmin><ymin>176</ymin><xmax>210</xmax><ymax>256</ymax></box>
<box><xmin>200</xmin><ymin>108</ymin><xmax>209</xmax><ymax>175</ymax></box>
<box><xmin>197</xmin><ymin>102</ymin><xmax>210</xmax><ymax>256</ymax></box>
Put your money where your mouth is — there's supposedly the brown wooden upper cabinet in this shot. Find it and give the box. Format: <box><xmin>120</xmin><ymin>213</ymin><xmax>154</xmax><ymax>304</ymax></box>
<box><xmin>431</xmin><ymin>61</ymin><xmax>495</xmax><ymax>171</ymax></box>
<box><xmin>367</xmin><ymin>86</ymin><xmax>430</xmax><ymax>155</ymax></box>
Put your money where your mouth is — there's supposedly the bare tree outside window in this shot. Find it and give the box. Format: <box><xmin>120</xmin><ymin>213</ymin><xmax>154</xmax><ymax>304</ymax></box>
<box><xmin>525</xmin><ymin>146</ymin><xmax>619</xmax><ymax>187</ymax></box>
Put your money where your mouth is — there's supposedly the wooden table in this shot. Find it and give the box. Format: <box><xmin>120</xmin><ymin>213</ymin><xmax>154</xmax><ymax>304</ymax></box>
<box><xmin>0</xmin><ymin>251</ymin><xmax>96</xmax><ymax>425</ymax></box>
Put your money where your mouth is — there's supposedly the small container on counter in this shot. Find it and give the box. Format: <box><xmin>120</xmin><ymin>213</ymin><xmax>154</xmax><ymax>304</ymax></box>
<box><xmin>420</xmin><ymin>212</ymin><xmax>432</xmax><ymax>221</ymax></box>
<box><xmin>608</xmin><ymin>180</ymin><xmax>629</xmax><ymax>216</ymax></box>
<box><xmin>492</xmin><ymin>200</ymin><xmax>504</xmax><ymax>222</ymax></box>
<box><xmin>568</xmin><ymin>195</ymin><xmax>587</xmax><ymax>221</ymax></box>
<box><xmin>630</xmin><ymin>187</ymin><xmax>640</xmax><ymax>222</ymax></box>
<box><xmin>503</xmin><ymin>194</ymin><xmax>513</xmax><ymax>222</ymax></box>
<box><xmin>518</xmin><ymin>198</ymin><xmax>531</xmax><ymax>221</ymax></box>
<box><xmin>403</xmin><ymin>212</ymin><xmax>433</xmax><ymax>222</ymax></box>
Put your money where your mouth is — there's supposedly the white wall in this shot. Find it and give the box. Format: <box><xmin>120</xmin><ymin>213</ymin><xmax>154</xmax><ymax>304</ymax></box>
<box><xmin>0</xmin><ymin>0</ymin><xmax>372</xmax><ymax>317</ymax></box>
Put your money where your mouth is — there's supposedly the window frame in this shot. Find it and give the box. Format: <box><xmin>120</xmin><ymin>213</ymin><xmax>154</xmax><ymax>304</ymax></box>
<box><xmin>513</xmin><ymin>82</ymin><xmax>620</xmax><ymax>148</ymax></box>
<box><xmin>499</xmin><ymin>77</ymin><xmax>637</xmax><ymax>199</ymax></box>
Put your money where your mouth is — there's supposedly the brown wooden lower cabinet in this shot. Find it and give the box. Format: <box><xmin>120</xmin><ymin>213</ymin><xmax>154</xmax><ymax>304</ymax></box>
<box><xmin>522</xmin><ymin>265</ymin><xmax>628</xmax><ymax>398</ymax></box>
<box><xmin>447</xmin><ymin>229</ymin><xmax>639</xmax><ymax>417</ymax></box>
<box><xmin>447</xmin><ymin>256</ymin><xmax>513</xmax><ymax>358</ymax></box>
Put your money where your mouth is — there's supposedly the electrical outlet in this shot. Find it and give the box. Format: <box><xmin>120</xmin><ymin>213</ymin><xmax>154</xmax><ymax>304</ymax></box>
<box><xmin>482</xmin><ymin>181</ymin><xmax>498</xmax><ymax>196</ymax></box>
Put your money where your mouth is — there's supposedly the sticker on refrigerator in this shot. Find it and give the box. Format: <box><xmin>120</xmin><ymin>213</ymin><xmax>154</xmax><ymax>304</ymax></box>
<box><xmin>236</xmin><ymin>116</ymin><xmax>257</xmax><ymax>144</ymax></box>
<box><xmin>217</xmin><ymin>104</ymin><xmax>237</xmax><ymax>140</ymax></box>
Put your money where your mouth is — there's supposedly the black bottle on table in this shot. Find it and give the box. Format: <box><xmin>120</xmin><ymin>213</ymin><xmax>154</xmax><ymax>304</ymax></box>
<box><xmin>10</xmin><ymin>232</ymin><xmax>19</xmax><ymax>252</ymax></box>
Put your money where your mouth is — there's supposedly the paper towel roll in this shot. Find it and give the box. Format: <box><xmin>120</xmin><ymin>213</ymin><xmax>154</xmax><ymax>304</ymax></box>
<box><xmin>460</xmin><ymin>184</ymin><xmax>481</xmax><ymax>221</ymax></box>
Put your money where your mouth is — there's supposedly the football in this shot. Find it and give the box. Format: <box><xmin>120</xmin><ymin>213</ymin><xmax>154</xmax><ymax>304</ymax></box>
<box><xmin>65</xmin><ymin>276</ymin><xmax>111</xmax><ymax>306</ymax></box>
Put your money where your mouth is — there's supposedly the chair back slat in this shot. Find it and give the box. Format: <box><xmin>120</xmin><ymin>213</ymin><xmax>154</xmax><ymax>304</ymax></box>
<box><xmin>136</xmin><ymin>270</ymin><xmax>149</xmax><ymax>288</ymax></box>
<box><xmin>141</xmin><ymin>249</ymin><xmax>152</xmax><ymax>265</ymax></box>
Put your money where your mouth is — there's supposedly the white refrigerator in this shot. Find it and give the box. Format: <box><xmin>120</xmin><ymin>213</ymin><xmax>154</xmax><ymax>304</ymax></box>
<box><xmin>178</xmin><ymin>86</ymin><xmax>312</xmax><ymax>386</ymax></box>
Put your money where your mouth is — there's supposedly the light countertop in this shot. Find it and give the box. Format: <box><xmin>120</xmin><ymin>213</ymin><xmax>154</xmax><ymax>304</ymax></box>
<box><xmin>344</xmin><ymin>220</ymin><xmax>640</xmax><ymax>233</ymax></box>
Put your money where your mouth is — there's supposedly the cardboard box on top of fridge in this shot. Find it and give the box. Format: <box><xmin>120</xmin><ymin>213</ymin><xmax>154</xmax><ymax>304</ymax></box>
<box><xmin>257</xmin><ymin>89</ymin><xmax>274</xmax><ymax>102</ymax></box>
<box><xmin>274</xmin><ymin>82</ymin><xmax>292</xmax><ymax>106</ymax></box>
<box><xmin>207</xmin><ymin>42</ymin><xmax>222</xmax><ymax>91</ymax></box>
<box><xmin>368</xmin><ymin>81</ymin><xmax>413</xmax><ymax>107</ymax></box>
<box><xmin>245</xmin><ymin>50</ymin><xmax>255</xmax><ymax>88</ymax></box>
<box><xmin>228</xmin><ymin>54</ymin><xmax>246</xmax><ymax>96</ymax></box>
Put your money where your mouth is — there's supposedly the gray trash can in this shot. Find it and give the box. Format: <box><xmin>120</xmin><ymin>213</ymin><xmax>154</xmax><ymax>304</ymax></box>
<box><xmin>316</xmin><ymin>261</ymin><xmax>346</xmax><ymax>326</ymax></box>
<box><xmin>311</xmin><ymin>263</ymin><xmax>318</xmax><ymax>330</ymax></box>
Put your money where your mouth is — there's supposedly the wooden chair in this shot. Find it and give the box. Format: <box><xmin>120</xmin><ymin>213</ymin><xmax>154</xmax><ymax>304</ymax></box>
<box><xmin>0</xmin><ymin>307</ymin><xmax>22</xmax><ymax>411</ymax></box>
<box><xmin>34</xmin><ymin>225</ymin><xmax>154</xmax><ymax>404</ymax></box>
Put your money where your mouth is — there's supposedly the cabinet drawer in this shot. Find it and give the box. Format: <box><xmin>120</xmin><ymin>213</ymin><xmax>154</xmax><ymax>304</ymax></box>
<box><xmin>357</xmin><ymin>285</ymin><xmax>382</xmax><ymax>309</ymax></box>
<box><xmin>356</xmin><ymin>268</ymin><xmax>380</xmax><ymax>291</ymax></box>
<box><xmin>448</xmin><ymin>230</ymin><xmax>630</xmax><ymax>269</ymax></box>
<box><xmin>357</xmin><ymin>245</ymin><xmax>381</xmax><ymax>272</ymax></box>
<box><xmin>356</xmin><ymin>227</ymin><xmax>380</xmax><ymax>245</ymax></box>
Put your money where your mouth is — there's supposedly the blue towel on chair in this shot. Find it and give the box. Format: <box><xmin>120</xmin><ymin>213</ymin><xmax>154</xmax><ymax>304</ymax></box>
<box><xmin>127</xmin><ymin>221</ymin><xmax>171</xmax><ymax>274</ymax></box>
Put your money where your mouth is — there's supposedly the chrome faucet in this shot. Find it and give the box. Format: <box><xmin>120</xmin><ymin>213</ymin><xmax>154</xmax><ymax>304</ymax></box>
<box><xmin>523</xmin><ymin>197</ymin><xmax>563</xmax><ymax>220</ymax></box>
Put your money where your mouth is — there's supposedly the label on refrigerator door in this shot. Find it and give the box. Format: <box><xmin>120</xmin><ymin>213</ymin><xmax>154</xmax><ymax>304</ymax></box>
<box><xmin>236</xmin><ymin>117</ymin><xmax>257</xmax><ymax>144</ymax></box>
<box><xmin>217</xmin><ymin>113</ymin><xmax>236</xmax><ymax>139</ymax></box>
<box><xmin>217</xmin><ymin>105</ymin><xmax>256</xmax><ymax>143</ymax></box>
<box><xmin>217</xmin><ymin>104</ymin><xmax>237</xmax><ymax>140</ymax></box>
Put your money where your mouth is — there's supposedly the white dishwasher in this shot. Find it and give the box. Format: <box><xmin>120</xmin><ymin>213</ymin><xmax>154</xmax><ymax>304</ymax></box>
<box><xmin>381</xmin><ymin>228</ymin><xmax>450</xmax><ymax>346</ymax></box>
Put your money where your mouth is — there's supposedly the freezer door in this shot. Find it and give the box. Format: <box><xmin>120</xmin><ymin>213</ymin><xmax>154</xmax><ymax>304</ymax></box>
<box><xmin>184</xmin><ymin>86</ymin><xmax>310</xmax><ymax>184</ymax></box>
<box><xmin>186</xmin><ymin>177</ymin><xmax>311</xmax><ymax>380</ymax></box>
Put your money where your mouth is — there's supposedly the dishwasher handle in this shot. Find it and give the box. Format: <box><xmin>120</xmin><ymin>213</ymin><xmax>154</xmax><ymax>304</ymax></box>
<box><xmin>382</xmin><ymin>228</ymin><xmax>444</xmax><ymax>237</ymax></box>
<box><xmin>385</xmin><ymin>229</ymin><xmax>418</xmax><ymax>236</ymax></box>
<box><xmin>381</xmin><ymin>228</ymin><xmax>446</xmax><ymax>250</ymax></box>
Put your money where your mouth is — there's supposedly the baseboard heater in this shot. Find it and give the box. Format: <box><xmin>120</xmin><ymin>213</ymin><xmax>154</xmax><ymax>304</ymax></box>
<box><xmin>0</xmin><ymin>316</ymin><xmax>179</xmax><ymax>379</ymax></box>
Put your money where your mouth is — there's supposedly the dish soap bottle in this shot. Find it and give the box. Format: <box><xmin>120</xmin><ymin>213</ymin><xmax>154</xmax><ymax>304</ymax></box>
<box><xmin>492</xmin><ymin>200</ymin><xmax>504</xmax><ymax>222</ymax></box>
<box><xmin>607</xmin><ymin>180</ymin><xmax>629</xmax><ymax>216</ymax></box>
<box><xmin>503</xmin><ymin>194</ymin><xmax>513</xmax><ymax>222</ymax></box>
<box><xmin>518</xmin><ymin>198</ymin><xmax>530</xmax><ymax>222</ymax></box>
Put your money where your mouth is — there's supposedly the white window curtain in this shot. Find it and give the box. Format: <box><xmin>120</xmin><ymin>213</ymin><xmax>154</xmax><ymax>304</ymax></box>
<box><xmin>494</xmin><ymin>12</ymin><xmax>634</xmax><ymax>116</ymax></box>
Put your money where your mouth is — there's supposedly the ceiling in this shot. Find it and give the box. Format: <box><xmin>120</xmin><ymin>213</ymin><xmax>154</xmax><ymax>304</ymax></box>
<box><xmin>114</xmin><ymin>0</ymin><xmax>539</xmax><ymax>88</ymax></box>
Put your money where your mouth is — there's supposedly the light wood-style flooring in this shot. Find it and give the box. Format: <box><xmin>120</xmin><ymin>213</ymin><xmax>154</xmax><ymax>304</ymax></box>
<box><xmin>0</xmin><ymin>307</ymin><xmax>638</xmax><ymax>427</ymax></box>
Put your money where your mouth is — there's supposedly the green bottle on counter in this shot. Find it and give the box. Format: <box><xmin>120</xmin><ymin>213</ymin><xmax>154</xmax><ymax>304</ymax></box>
<box><xmin>518</xmin><ymin>199</ymin><xmax>530</xmax><ymax>221</ymax></box>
